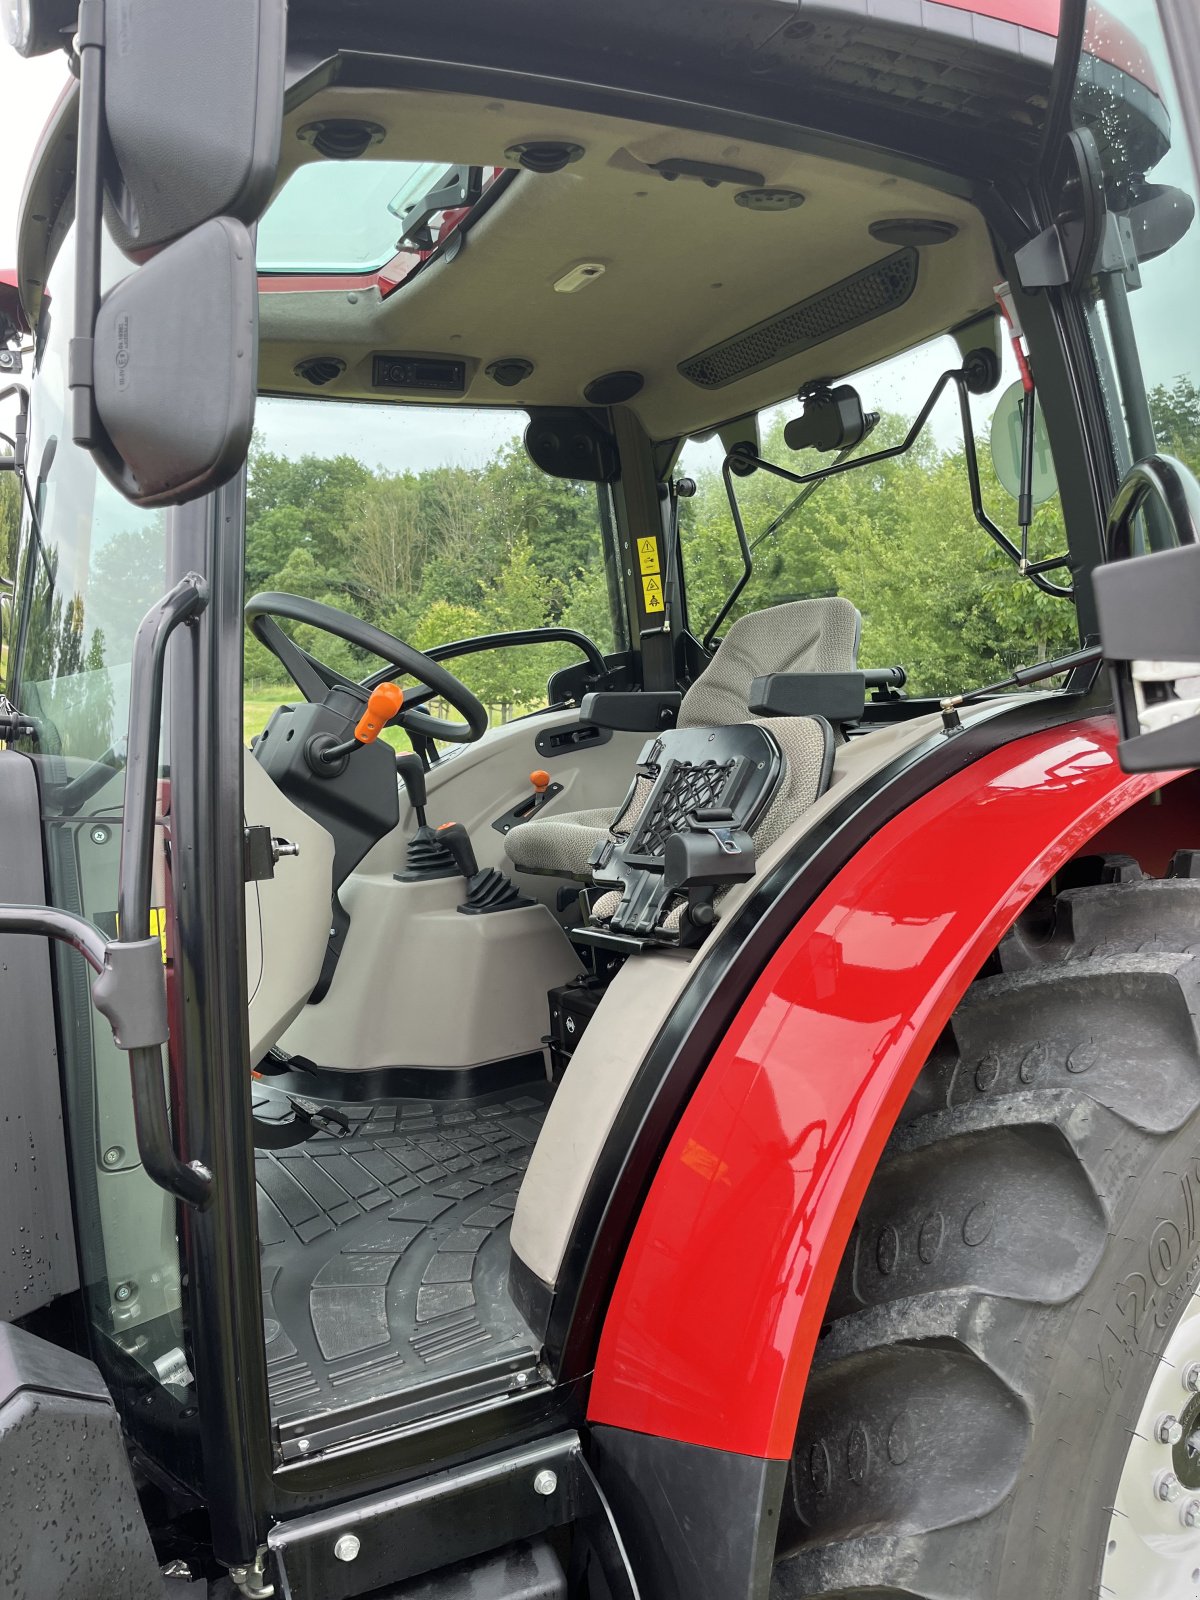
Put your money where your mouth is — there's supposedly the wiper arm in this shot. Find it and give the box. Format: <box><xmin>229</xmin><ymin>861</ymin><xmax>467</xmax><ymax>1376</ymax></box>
<box><xmin>748</xmin><ymin>413</ymin><xmax>880</xmax><ymax>556</ymax></box>
<box><xmin>55</xmin><ymin>737</ymin><xmax>129</xmax><ymax>816</ymax></box>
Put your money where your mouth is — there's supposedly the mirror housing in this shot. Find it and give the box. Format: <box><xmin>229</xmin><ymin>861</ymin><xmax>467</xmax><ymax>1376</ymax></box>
<box><xmin>91</xmin><ymin>219</ymin><xmax>258</xmax><ymax>508</ymax></box>
<box><xmin>102</xmin><ymin>0</ymin><xmax>285</xmax><ymax>257</ymax></box>
<box><xmin>2</xmin><ymin>0</ymin><xmax>75</xmax><ymax>57</ymax></box>
<box><xmin>784</xmin><ymin>384</ymin><xmax>872</xmax><ymax>454</ymax></box>
<box><xmin>67</xmin><ymin>0</ymin><xmax>283</xmax><ymax>507</ymax></box>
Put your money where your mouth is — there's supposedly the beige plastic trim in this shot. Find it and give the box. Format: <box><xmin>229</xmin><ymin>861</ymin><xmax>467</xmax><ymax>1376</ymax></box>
<box><xmin>511</xmin><ymin>711</ymin><xmax>957</xmax><ymax>1287</ymax></box>
<box><xmin>259</xmin><ymin>85</ymin><xmax>997</xmax><ymax>439</ymax></box>
<box><xmin>244</xmin><ymin>751</ymin><xmax>335</xmax><ymax>1067</ymax></box>
<box><xmin>278</xmin><ymin>872</ymin><xmax>582</xmax><ymax>1071</ymax></box>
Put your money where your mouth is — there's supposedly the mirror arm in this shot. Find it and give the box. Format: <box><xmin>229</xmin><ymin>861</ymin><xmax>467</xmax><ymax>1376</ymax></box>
<box><xmin>70</xmin><ymin>0</ymin><xmax>106</xmax><ymax>452</ymax></box>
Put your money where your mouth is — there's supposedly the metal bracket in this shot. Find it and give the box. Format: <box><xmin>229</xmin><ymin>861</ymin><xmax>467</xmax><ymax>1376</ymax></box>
<box><xmin>268</xmin><ymin>1432</ymin><xmax>638</xmax><ymax>1600</ymax></box>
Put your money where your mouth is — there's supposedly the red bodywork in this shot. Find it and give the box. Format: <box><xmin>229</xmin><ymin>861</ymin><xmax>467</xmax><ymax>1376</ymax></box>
<box><xmin>588</xmin><ymin>716</ymin><xmax>1183</xmax><ymax>1459</ymax></box>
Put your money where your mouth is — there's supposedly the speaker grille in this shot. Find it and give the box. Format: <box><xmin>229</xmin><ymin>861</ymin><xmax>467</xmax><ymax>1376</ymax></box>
<box><xmin>679</xmin><ymin>248</ymin><xmax>919</xmax><ymax>389</ymax></box>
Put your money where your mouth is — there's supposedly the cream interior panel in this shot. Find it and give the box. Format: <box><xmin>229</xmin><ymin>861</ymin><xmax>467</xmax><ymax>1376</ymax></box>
<box><xmin>510</xmin><ymin>709</ymin><xmax>967</xmax><ymax>1288</ymax></box>
<box><xmin>259</xmin><ymin>87</ymin><xmax>998</xmax><ymax>438</ymax></box>
<box><xmin>244</xmin><ymin>751</ymin><xmax>336</xmax><ymax>1067</ymax></box>
<box><xmin>279</xmin><ymin>872</ymin><xmax>582</xmax><ymax>1072</ymax></box>
<box><xmin>357</xmin><ymin>708</ymin><xmax>647</xmax><ymax>905</ymax></box>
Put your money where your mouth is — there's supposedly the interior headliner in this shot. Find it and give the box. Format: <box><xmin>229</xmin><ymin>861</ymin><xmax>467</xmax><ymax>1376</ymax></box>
<box><xmin>257</xmin><ymin>86</ymin><xmax>1001</xmax><ymax>439</ymax></box>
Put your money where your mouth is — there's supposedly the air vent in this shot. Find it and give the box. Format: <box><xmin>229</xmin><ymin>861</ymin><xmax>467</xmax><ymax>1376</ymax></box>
<box><xmin>504</xmin><ymin>141</ymin><xmax>584</xmax><ymax>174</ymax></box>
<box><xmin>678</xmin><ymin>248</ymin><xmax>919</xmax><ymax>390</ymax></box>
<box><xmin>297</xmin><ymin>120</ymin><xmax>385</xmax><ymax>161</ymax></box>
<box><xmin>372</xmin><ymin>355</ymin><xmax>467</xmax><ymax>394</ymax></box>
<box><xmin>294</xmin><ymin>356</ymin><xmax>345</xmax><ymax>387</ymax></box>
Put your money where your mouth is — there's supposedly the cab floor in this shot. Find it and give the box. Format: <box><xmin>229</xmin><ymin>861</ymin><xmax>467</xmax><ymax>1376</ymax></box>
<box><xmin>252</xmin><ymin>1077</ymin><xmax>550</xmax><ymax>1452</ymax></box>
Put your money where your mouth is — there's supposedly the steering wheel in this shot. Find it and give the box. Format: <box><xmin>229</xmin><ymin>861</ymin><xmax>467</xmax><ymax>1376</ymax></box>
<box><xmin>245</xmin><ymin>592</ymin><xmax>490</xmax><ymax>746</ymax></box>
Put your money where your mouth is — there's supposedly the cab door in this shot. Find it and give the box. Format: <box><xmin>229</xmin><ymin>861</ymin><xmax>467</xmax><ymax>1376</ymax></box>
<box><xmin>1058</xmin><ymin>0</ymin><xmax>1200</xmax><ymax>768</ymax></box>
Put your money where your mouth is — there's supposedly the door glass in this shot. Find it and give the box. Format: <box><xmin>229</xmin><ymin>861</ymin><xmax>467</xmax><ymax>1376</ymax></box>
<box><xmin>1073</xmin><ymin>2</ymin><xmax>1200</xmax><ymax>478</ymax></box>
<box><xmin>7</xmin><ymin>230</ymin><xmax>196</xmax><ymax>1444</ymax></box>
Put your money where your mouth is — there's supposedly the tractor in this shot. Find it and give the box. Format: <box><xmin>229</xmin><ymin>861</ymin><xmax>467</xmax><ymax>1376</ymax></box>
<box><xmin>1</xmin><ymin>0</ymin><xmax>1200</xmax><ymax>1596</ymax></box>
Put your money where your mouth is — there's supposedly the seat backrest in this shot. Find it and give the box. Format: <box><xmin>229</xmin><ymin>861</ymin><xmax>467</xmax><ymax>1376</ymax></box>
<box><xmin>679</xmin><ymin>595</ymin><xmax>861</xmax><ymax>728</ymax></box>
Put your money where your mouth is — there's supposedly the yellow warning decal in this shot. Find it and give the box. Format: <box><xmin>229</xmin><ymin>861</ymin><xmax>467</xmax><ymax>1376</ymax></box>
<box><xmin>149</xmin><ymin>906</ymin><xmax>168</xmax><ymax>964</ymax></box>
<box><xmin>641</xmin><ymin>574</ymin><xmax>665</xmax><ymax>613</ymax></box>
<box><xmin>636</xmin><ymin>537</ymin><xmax>660</xmax><ymax>576</ymax></box>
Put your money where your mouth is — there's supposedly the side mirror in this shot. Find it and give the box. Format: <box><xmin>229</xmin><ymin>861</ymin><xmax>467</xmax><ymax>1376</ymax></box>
<box><xmin>1093</xmin><ymin>456</ymin><xmax>1200</xmax><ymax>772</ymax></box>
<box><xmin>68</xmin><ymin>0</ymin><xmax>284</xmax><ymax>506</ymax></box>
<box><xmin>91</xmin><ymin>220</ymin><xmax>258</xmax><ymax>508</ymax></box>
<box><xmin>101</xmin><ymin>0</ymin><xmax>285</xmax><ymax>256</ymax></box>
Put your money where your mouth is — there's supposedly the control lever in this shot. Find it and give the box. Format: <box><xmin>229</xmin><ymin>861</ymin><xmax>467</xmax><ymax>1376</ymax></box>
<box><xmin>435</xmin><ymin>821</ymin><xmax>479</xmax><ymax>880</ymax></box>
<box><xmin>314</xmin><ymin>682</ymin><xmax>404</xmax><ymax>766</ymax></box>
<box><xmin>436</xmin><ymin>821</ymin><xmax>533</xmax><ymax>916</ymax></box>
<box><xmin>395</xmin><ymin>752</ymin><xmax>428</xmax><ymax>827</ymax></box>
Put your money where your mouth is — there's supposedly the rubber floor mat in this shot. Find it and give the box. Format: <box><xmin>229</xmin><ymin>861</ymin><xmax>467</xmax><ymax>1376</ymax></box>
<box><xmin>253</xmin><ymin>1079</ymin><xmax>550</xmax><ymax>1444</ymax></box>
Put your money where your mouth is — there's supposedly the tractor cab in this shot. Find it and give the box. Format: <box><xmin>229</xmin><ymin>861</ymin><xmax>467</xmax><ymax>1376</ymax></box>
<box><xmin>3</xmin><ymin>2</ymin><xmax>1200</xmax><ymax>1597</ymax></box>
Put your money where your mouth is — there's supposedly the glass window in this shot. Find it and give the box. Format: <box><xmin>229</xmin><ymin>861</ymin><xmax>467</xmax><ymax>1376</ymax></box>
<box><xmin>678</xmin><ymin>334</ymin><xmax>1076</xmax><ymax>697</ymax></box>
<box><xmin>243</xmin><ymin>398</ymin><xmax>625</xmax><ymax>746</ymax></box>
<box><xmin>257</xmin><ymin>159</ymin><xmax>449</xmax><ymax>272</ymax></box>
<box><xmin>7</xmin><ymin>231</ymin><xmax>191</xmax><ymax>1436</ymax></box>
<box><xmin>1073</xmin><ymin>2</ymin><xmax>1200</xmax><ymax>476</ymax></box>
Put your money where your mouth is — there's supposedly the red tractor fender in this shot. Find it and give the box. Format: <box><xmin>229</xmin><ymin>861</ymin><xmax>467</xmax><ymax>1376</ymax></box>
<box><xmin>587</xmin><ymin>715</ymin><xmax>1186</xmax><ymax>1459</ymax></box>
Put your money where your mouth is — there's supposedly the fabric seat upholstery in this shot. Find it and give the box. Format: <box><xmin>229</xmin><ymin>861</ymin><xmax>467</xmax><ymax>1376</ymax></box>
<box><xmin>504</xmin><ymin>596</ymin><xmax>860</xmax><ymax>881</ymax></box>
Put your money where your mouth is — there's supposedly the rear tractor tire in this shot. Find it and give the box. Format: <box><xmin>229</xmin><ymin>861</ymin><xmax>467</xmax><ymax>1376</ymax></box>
<box><xmin>775</xmin><ymin>858</ymin><xmax>1200</xmax><ymax>1599</ymax></box>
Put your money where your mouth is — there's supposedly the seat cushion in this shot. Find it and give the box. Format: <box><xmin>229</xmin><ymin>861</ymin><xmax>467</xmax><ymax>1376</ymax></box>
<box><xmin>505</xmin><ymin>596</ymin><xmax>859</xmax><ymax>882</ymax></box>
<box><xmin>504</xmin><ymin>805</ymin><xmax>613</xmax><ymax>880</ymax></box>
<box><xmin>680</xmin><ymin>595</ymin><xmax>860</xmax><ymax>727</ymax></box>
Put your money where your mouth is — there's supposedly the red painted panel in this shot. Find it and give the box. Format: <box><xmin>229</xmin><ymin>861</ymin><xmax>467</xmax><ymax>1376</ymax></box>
<box><xmin>588</xmin><ymin>717</ymin><xmax>1184</xmax><ymax>1459</ymax></box>
<box><xmin>930</xmin><ymin>0</ymin><xmax>1059</xmax><ymax>33</ymax></box>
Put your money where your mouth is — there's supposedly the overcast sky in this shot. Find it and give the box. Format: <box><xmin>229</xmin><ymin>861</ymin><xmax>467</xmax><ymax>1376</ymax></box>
<box><xmin>0</xmin><ymin>48</ymin><xmax>64</xmax><ymax>444</ymax></box>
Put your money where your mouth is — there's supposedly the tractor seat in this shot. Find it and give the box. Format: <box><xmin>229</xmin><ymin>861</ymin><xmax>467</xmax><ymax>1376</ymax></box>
<box><xmin>504</xmin><ymin>595</ymin><xmax>861</xmax><ymax>884</ymax></box>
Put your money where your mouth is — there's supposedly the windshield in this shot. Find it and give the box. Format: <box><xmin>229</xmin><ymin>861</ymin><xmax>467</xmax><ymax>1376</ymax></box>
<box><xmin>244</xmin><ymin>398</ymin><xmax>625</xmax><ymax>746</ymax></box>
<box><xmin>679</xmin><ymin>333</ymin><xmax>1075</xmax><ymax>697</ymax></box>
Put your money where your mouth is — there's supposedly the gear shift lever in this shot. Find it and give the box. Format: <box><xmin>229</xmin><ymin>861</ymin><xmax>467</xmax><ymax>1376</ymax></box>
<box><xmin>435</xmin><ymin>821</ymin><xmax>533</xmax><ymax>916</ymax></box>
<box><xmin>394</xmin><ymin>753</ymin><xmax>458</xmax><ymax>880</ymax></box>
<box><xmin>435</xmin><ymin>821</ymin><xmax>479</xmax><ymax>880</ymax></box>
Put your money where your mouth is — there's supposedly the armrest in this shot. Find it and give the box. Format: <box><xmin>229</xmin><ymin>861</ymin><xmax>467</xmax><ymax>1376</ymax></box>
<box><xmin>748</xmin><ymin>672</ymin><xmax>866</xmax><ymax>722</ymax></box>
<box><xmin>579</xmin><ymin>690</ymin><xmax>682</xmax><ymax>731</ymax></box>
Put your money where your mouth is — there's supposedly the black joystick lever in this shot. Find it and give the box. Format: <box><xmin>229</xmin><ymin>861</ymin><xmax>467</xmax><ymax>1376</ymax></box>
<box><xmin>395</xmin><ymin>753</ymin><xmax>429</xmax><ymax>827</ymax></box>
<box><xmin>436</xmin><ymin>821</ymin><xmax>534</xmax><ymax>916</ymax></box>
<box><xmin>435</xmin><ymin>821</ymin><xmax>479</xmax><ymax>879</ymax></box>
<box><xmin>394</xmin><ymin>754</ymin><xmax>459</xmax><ymax>880</ymax></box>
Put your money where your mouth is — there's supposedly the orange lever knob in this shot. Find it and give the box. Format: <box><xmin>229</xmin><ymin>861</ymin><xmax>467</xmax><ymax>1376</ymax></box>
<box><xmin>530</xmin><ymin>769</ymin><xmax>551</xmax><ymax>794</ymax></box>
<box><xmin>355</xmin><ymin>682</ymin><xmax>404</xmax><ymax>744</ymax></box>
